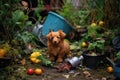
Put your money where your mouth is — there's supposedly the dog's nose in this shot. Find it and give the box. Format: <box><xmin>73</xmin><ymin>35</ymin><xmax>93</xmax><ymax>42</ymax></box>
<box><xmin>53</xmin><ymin>37</ymin><xmax>58</xmax><ymax>44</ymax></box>
<box><xmin>54</xmin><ymin>41</ymin><xmax>57</xmax><ymax>44</ymax></box>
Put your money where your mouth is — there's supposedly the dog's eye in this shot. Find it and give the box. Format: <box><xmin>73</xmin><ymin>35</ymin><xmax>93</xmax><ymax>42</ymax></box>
<box><xmin>51</xmin><ymin>37</ymin><xmax>53</xmax><ymax>39</ymax></box>
<box><xmin>57</xmin><ymin>36</ymin><xmax>60</xmax><ymax>38</ymax></box>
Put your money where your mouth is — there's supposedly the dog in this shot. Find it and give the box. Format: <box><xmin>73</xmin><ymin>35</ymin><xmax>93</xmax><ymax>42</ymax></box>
<box><xmin>46</xmin><ymin>30</ymin><xmax>71</xmax><ymax>62</ymax></box>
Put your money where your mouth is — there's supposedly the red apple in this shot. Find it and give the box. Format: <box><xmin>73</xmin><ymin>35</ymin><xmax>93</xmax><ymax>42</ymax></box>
<box><xmin>27</xmin><ymin>68</ymin><xmax>34</xmax><ymax>75</ymax></box>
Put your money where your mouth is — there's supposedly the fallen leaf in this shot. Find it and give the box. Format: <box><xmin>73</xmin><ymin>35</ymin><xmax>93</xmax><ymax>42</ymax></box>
<box><xmin>20</xmin><ymin>58</ymin><xmax>26</xmax><ymax>65</ymax></box>
<box><xmin>63</xmin><ymin>74</ymin><xmax>70</xmax><ymax>79</ymax></box>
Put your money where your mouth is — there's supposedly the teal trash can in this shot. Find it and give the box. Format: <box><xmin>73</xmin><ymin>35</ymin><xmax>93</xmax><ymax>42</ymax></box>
<box><xmin>114</xmin><ymin>63</ymin><xmax>120</xmax><ymax>78</ymax></box>
<box><xmin>41</xmin><ymin>11</ymin><xmax>74</xmax><ymax>36</ymax></box>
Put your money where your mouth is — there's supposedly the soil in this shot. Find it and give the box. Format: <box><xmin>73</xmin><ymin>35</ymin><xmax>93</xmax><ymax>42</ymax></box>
<box><xmin>25</xmin><ymin>54</ymin><xmax>116</xmax><ymax>80</ymax></box>
<box><xmin>0</xmin><ymin>48</ymin><xmax>118</xmax><ymax>80</ymax></box>
<box><xmin>25</xmin><ymin>47</ymin><xmax>118</xmax><ymax>80</ymax></box>
<box><xmin>26</xmin><ymin>62</ymin><xmax>116</xmax><ymax>80</ymax></box>
<box><xmin>0</xmin><ymin>57</ymin><xmax>117</xmax><ymax>80</ymax></box>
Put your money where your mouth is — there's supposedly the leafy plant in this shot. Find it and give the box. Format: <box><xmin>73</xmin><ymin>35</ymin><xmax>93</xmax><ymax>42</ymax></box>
<box><xmin>116</xmin><ymin>51</ymin><xmax>120</xmax><ymax>60</ymax></box>
<box><xmin>14</xmin><ymin>31</ymin><xmax>38</xmax><ymax>45</ymax></box>
<box><xmin>78</xmin><ymin>10</ymin><xmax>90</xmax><ymax>26</ymax></box>
<box><xmin>87</xmin><ymin>24</ymin><xmax>102</xmax><ymax>39</ymax></box>
<box><xmin>56</xmin><ymin>0</ymin><xmax>89</xmax><ymax>28</ymax></box>
<box><xmin>87</xmin><ymin>39</ymin><xmax>105</xmax><ymax>54</ymax></box>
<box><xmin>0</xmin><ymin>0</ymin><xmax>33</xmax><ymax>41</ymax></box>
<box><xmin>87</xmin><ymin>0</ymin><xmax>104</xmax><ymax>22</ymax></box>
<box><xmin>80</xmin><ymin>23</ymin><xmax>103</xmax><ymax>42</ymax></box>
<box><xmin>78</xmin><ymin>22</ymin><xmax>106</xmax><ymax>55</ymax></box>
<box><xmin>57</xmin><ymin>1</ymin><xmax>76</xmax><ymax>24</ymax></box>
<box><xmin>37</xmin><ymin>55</ymin><xmax>53</xmax><ymax>67</ymax></box>
<box><xmin>12</xmin><ymin>10</ymin><xmax>32</xmax><ymax>31</ymax></box>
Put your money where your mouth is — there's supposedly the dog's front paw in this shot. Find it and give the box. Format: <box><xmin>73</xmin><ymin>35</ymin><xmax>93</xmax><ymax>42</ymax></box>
<box><xmin>56</xmin><ymin>58</ymin><xmax>63</xmax><ymax>63</ymax></box>
<box><xmin>67</xmin><ymin>54</ymin><xmax>72</xmax><ymax>58</ymax></box>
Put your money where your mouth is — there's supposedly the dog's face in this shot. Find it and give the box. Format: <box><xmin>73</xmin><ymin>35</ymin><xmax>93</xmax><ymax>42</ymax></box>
<box><xmin>47</xmin><ymin>30</ymin><xmax>66</xmax><ymax>44</ymax></box>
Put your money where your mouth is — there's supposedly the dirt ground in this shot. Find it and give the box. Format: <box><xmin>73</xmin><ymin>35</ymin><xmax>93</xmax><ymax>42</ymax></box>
<box><xmin>0</xmin><ymin>59</ymin><xmax>118</xmax><ymax>80</ymax></box>
<box><xmin>26</xmin><ymin>65</ymin><xmax>115</xmax><ymax>80</ymax></box>
<box><xmin>24</xmin><ymin>47</ymin><xmax>118</xmax><ymax>80</ymax></box>
<box><xmin>26</xmin><ymin>59</ymin><xmax>116</xmax><ymax>80</ymax></box>
<box><xmin>0</xmin><ymin>48</ymin><xmax>118</xmax><ymax>80</ymax></box>
<box><xmin>0</xmin><ymin>62</ymin><xmax>117</xmax><ymax>80</ymax></box>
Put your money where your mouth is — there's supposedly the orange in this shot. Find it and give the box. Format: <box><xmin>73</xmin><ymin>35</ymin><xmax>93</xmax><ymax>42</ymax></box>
<box><xmin>107</xmin><ymin>66</ymin><xmax>113</xmax><ymax>73</ymax></box>
<box><xmin>35</xmin><ymin>68</ymin><xmax>43</xmax><ymax>75</ymax></box>
<box><xmin>0</xmin><ymin>49</ymin><xmax>6</xmax><ymax>58</ymax></box>
<box><xmin>81</xmin><ymin>42</ymin><xmax>87</xmax><ymax>48</ymax></box>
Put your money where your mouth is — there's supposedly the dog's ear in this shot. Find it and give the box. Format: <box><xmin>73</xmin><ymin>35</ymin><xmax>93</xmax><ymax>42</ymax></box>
<box><xmin>58</xmin><ymin>30</ymin><xmax>66</xmax><ymax>39</ymax></box>
<box><xmin>46</xmin><ymin>32</ymin><xmax>52</xmax><ymax>40</ymax></box>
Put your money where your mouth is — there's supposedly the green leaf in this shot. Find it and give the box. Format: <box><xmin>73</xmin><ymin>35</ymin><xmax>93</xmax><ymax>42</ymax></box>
<box><xmin>66</xmin><ymin>0</ymin><xmax>71</xmax><ymax>3</ymax></box>
<box><xmin>37</xmin><ymin>55</ymin><xmax>53</xmax><ymax>67</ymax></box>
<box><xmin>117</xmin><ymin>51</ymin><xmax>120</xmax><ymax>59</ymax></box>
<box><xmin>25</xmin><ymin>21</ymin><xmax>32</xmax><ymax>26</ymax></box>
<box><xmin>12</xmin><ymin>10</ymin><xmax>28</xmax><ymax>22</ymax></box>
<box><xmin>15</xmin><ymin>22</ymin><xmax>22</xmax><ymax>25</ymax></box>
<box><xmin>4</xmin><ymin>3</ymin><xmax>10</xmax><ymax>8</ymax></box>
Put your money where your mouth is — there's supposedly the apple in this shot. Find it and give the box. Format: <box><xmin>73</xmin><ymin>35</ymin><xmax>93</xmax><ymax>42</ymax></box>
<box><xmin>27</xmin><ymin>68</ymin><xmax>34</xmax><ymax>75</ymax></box>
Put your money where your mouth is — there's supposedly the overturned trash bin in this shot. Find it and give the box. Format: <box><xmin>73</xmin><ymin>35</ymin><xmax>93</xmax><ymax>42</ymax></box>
<box><xmin>39</xmin><ymin>11</ymin><xmax>73</xmax><ymax>45</ymax></box>
<box><xmin>38</xmin><ymin>11</ymin><xmax>74</xmax><ymax>46</ymax></box>
<box><xmin>42</xmin><ymin>11</ymin><xmax>74</xmax><ymax>35</ymax></box>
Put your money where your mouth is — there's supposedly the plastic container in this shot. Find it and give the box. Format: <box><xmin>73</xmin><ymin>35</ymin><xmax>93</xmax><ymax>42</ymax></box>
<box><xmin>41</xmin><ymin>11</ymin><xmax>74</xmax><ymax>36</ymax></box>
<box><xmin>83</xmin><ymin>53</ymin><xmax>106</xmax><ymax>69</ymax></box>
<box><xmin>106</xmin><ymin>57</ymin><xmax>120</xmax><ymax>78</ymax></box>
<box><xmin>112</xmin><ymin>36</ymin><xmax>120</xmax><ymax>49</ymax></box>
<box><xmin>114</xmin><ymin>64</ymin><xmax>120</xmax><ymax>78</ymax></box>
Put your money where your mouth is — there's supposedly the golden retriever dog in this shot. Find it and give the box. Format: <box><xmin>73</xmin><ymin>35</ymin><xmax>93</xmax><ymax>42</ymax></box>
<box><xmin>46</xmin><ymin>30</ymin><xmax>71</xmax><ymax>62</ymax></box>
